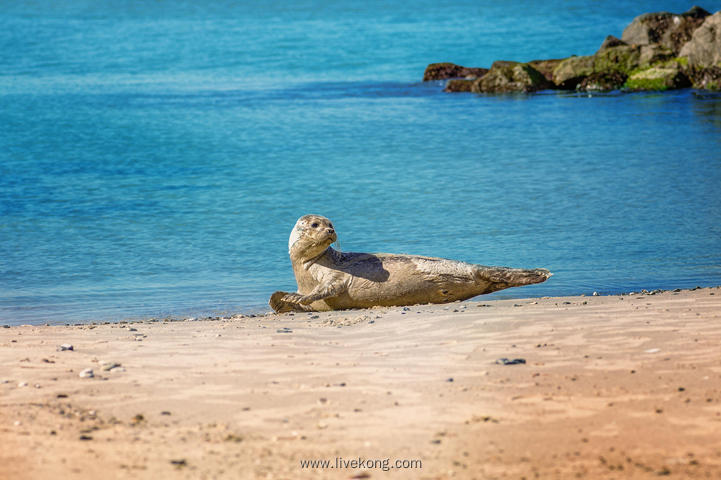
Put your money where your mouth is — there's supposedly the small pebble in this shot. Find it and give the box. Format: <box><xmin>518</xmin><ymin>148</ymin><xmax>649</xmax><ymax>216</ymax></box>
<box><xmin>79</xmin><ymin>368</ymin><xmax>94</xmax><ymax>378</ymax></box>
<box><xmin>495</xmin><ymin>358</ymin><xmax>526</xmax><ymax>365</ymax></box>
<box><xmin>101</xmin><ymin>362</ymin><xmax>121</xmax><ymax>372</ymax></box>
<box><xmin>57</xmin><ymin>344</ymin><xmax>74</xmax><ymax>352</ymax></box>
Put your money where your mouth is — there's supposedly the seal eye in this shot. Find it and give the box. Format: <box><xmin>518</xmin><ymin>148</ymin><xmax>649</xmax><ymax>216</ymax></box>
<box><xmin>311</xmin><ymin>222</ymin><xmax>319</xmax><ymax>228</ymax></box>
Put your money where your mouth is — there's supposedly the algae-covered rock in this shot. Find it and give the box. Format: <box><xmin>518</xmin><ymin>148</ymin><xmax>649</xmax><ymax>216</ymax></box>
<box><xmin>552</xmin><ymin>55</ymin><xmax>595</xmax><ymax>89</ymax></box>
<box><xmin>552</xmin><ymin>44</ymin><xmax>676</xmax><ymax>90</ymax></box>
<box><xmin>423</xmin><ymin>63</ymin><xmax>488</xmax><ymax>81</ymax></box>
<box><xmin>594</xmin><ymin>45</ymin><xmax>643</xmax><ymax>74</ymax></box>
<box><xmin>471</xmin><ymin>61</ymin><xmax>552</xmax><ymax>93</ymax></box>
<box><xmin>527</xmin><ymin>58</ymin><xmax>564</xmax><ymax>83</ymax></box>
<box><xmin>577</xmin><ymin>72</ymin><xmax>628</xmax><ymax>92</ymax></box>
<box><xmin>639</xmin><ymin>44</ymin><xmax>676</xmax><ymax>67</ymax></box>
<box><xmin>625</xmin><ymin>60</ymin><xmax>691</xmax><ymax>91</ymax></box>
<box><xmin>689</xmin><ymin>65</ymin><xmax>721</xmax><ymax>90</ymax></box>
<box><xmin>679</xmin><ymin>11</ymin><xmax>721</xmax><ymax>68</ymax></box>
<box><xmin>621</xmin><ymin>6</ymin><xmax>710</xmax><ymax>54</ymax></box>
<box><xmin>444</xmin><ymin>79</ymin><xmax>475</xmax><ymax>92</ymax></box>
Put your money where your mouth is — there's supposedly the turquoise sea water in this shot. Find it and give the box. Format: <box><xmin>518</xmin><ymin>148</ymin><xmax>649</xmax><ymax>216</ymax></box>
<box><xmin>2</xmin><ymin>1</ymin><xmax>721</xmax><ymax>325</ymax></box>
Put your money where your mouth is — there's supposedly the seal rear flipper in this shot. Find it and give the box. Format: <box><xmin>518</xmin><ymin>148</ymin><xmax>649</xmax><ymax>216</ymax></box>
<box><xmin>475</xmin><ymin>266</ymin><xmax>552</xmax><ymax>287</ymax></box>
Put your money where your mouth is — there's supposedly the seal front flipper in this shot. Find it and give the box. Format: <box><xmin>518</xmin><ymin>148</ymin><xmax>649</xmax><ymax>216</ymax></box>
<box><xmin>269</xmin><ymin>281</ymin><xmax>348</xmax><ymax>313</ymax></box>
<box><xmin>269</xmin><ymin>291</ymin><xmax>314</xmax><ymax>313</ymax></box>
<box><xmin>294</xmin><ymin>281</ymin><xmax>347</xmax><ymax>305</ymax></box>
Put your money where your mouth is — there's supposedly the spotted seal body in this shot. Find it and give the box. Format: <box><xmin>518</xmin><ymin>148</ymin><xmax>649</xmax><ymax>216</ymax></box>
<box><xmin>269</xmin><ymin>214</ymin><xmax>551</xmax><ymax>313</ymax></box>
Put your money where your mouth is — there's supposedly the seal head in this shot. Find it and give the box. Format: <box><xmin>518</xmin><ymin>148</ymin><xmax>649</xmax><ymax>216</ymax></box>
<box><xmin>288</xmin><ymin>214</ymin><xmax>337</xmax><ymax>262</ymax></box>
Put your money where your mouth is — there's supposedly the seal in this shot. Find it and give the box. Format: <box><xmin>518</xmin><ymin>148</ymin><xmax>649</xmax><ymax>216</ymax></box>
<box><xmin>269</xmin><ymin>214</ymin><xmax>551</xmax><ymax>313</ymax></box>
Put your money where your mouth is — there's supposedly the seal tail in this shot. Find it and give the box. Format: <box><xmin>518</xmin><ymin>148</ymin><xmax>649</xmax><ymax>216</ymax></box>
<box><xmin>474</xmin><ymin>266</ymin><xmax>551</xmax><ymax>293</ymax></box>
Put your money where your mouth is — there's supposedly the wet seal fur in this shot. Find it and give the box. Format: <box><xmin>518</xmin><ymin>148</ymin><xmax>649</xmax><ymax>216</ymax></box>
<box><xmin>269</xmin><ymin>214</ymin><xmax>551</xmax><ymax>313</ymax></box>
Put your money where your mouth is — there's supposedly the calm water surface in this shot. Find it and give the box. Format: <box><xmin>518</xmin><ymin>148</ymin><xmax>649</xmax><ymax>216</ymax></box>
<box><xmin>2</xmin><ymin>1</ymin><xmax>721</xmax><ymax>324</ymax></box>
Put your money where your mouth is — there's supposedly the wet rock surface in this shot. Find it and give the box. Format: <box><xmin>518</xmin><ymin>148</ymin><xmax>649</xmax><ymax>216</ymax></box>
<box><xmin>472</xmin><ymin>61</ymin><xmax>552</xmax><ymax>93</ymax></box>
<box><xmin>423</xmin><ymin>62</ymin><xmax>488</xmax><ymax>81</ymax></box>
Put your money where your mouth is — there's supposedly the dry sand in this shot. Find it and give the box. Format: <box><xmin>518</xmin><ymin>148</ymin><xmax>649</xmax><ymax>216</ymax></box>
<box><xmin>2</xmin><ymin>287</ymin><xmax>721</xmax><ymax>479</ymax></box>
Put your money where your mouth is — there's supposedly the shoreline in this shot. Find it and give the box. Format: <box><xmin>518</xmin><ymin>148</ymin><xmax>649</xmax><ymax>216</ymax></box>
<box><xmin>5</xmin><ymin>285</ymin><xmax>718</xmax><ymax>329</ymax></box>
<box><xmin>2</xmin><ymin>287</ymin><xmax>721</xmax><ymax>479</ymax></box>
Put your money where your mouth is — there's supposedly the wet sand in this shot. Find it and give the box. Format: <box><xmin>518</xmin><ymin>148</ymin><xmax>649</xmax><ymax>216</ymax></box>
<box><xmin>2</xmin><ymin>287</ymin><xmax>721</xmax><ymax>479</ymax></box>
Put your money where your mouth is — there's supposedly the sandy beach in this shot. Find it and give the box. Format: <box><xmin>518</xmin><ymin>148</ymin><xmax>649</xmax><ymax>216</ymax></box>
<box><xmin>2</xmin><ymin>287</ymin><xmax>721</xmax><ymax>479</ymax></box>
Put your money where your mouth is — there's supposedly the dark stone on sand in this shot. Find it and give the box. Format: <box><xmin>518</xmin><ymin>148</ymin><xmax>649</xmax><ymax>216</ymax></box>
<box><xmin>495</xmin><ymin>358</ymin><xmax>526</xmax><ymax>365</ymax></box>
<box><xmin>423</xmin><ymin>62</ymin><xmax>488</xmax><ymax>81</ymax></box>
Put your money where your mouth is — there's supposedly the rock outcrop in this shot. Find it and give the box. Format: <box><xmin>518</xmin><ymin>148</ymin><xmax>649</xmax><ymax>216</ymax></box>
<box><xmin>552</xmin><ymin>55</ymin><xmax>595</xmax><ymax>89</ymax></box>
<box><xmin>688</xmin><ymin>66</ymin><xmax>721</xmax><ymax>90</ymax></box>
<box><xmin>621</xmin><ymin>6</ymin><xmax>710</xmax><ymax>54</ymax></box>
<box><xmin>577</xmin><ymin>71</ymin><xmax>629</xmax><ymax>92</ymax></box>
<box><xmin>423</xmin><ymin>63</ymin><xmax>488</xmax><ymax>81</ymax></box>
<box><xmin>599</xmin><ymin>35</ymin><xmax>627</xmax><ymax>50</ymax></box>
<box><xmin>471</xmin><ymin>61</ymin><xmax>552</xmax><ymax>93</ymax></box>
<box><xmin>679</xmin><ymin>11</ymin><xmax>721</xmax><ymax>67</ymax></box>
<box><xmin>427</xmin><ymin>7</ymin><xmax>720</xmax><ymax>93</ymax></box>
<box><xmin>527</xmin><ymin>58</ymin><xmax>564</xmax><ymax>83</ymax></box>
<box><xmin>444</xmin><ymin>79</ymin><xmax>475</xmax><ymax>92</ymax></box>
<box><xmin>625</xmin><ymin>59</ymin><xmax>692</xmax><ymax>91</ymax></box>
